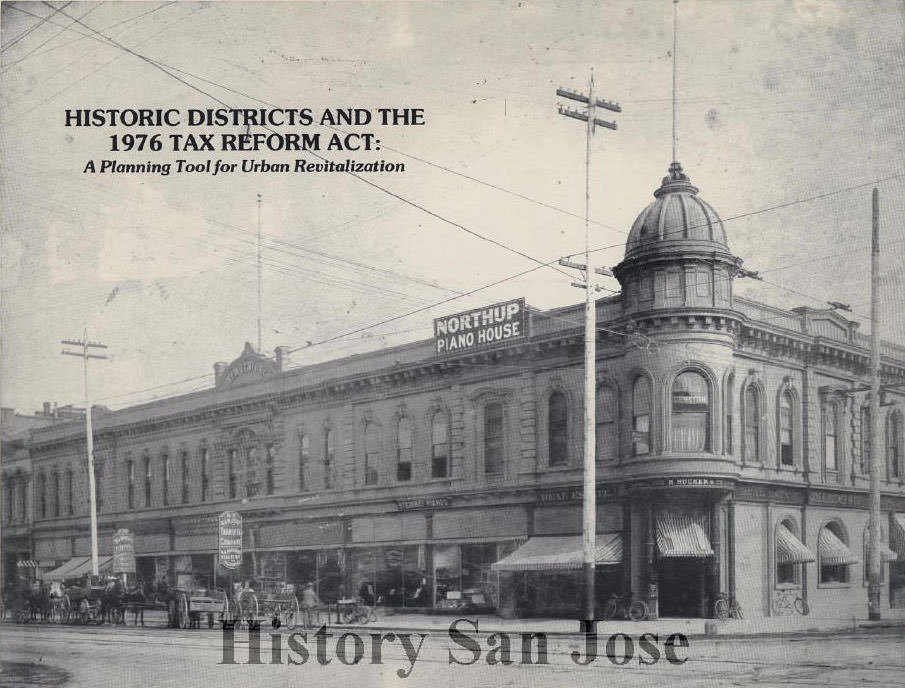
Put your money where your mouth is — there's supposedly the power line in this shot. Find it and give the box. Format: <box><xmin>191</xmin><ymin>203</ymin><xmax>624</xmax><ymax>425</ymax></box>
<box><xmin>0</xmin><ymin>1</ymin><xmax>71</xmax><ymax>54</ymax></box>
<box><xmin>1</xmin><ymin>2</ymin><xmax>97</xmax><ymax>75</ymax></box>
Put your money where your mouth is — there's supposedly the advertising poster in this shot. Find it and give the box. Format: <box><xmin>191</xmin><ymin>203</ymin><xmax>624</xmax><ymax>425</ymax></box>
<box><xmin>1</xmin><ymin>1</ymin><xmax>904</xmax><ymax>687</ymax></box>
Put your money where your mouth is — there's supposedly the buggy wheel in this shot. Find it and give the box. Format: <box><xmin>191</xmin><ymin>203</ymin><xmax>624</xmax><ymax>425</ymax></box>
<box><xmin>731</xmin><ymin>601</ymin><xmax>744</xmax><ymax>620</ymax></box>
<box><xmin>603</xmin><ymin>598</ymin><xmax>618</xmax><ymax>621</ymax></box>
<box><xmin>794</xmin><ymin>597</ymin><xmax>809</xmax><ymax>616</ymax></box>
<box><xmin>285</xmin><ymin>597</ymin><xmax>300</xmax><ymax>630</ymax></box>
<box><xmin>340</xmin><ymin>606</ymin><xmax>355</xmax><ymax>625</ymax></box>
<box><xmin>628</xmin><ymin>600</ymin><xmax>648</xmax><ymax>621</ymax></box>
<box><xmin>179</xmin><ymin>594</ymin><xmax>190</xmax><ymax>629</ymax></box>
<box><xmin>714</xmin><ymin>598</ymin><xmax>730</xmax><ymax>622</ymax></box>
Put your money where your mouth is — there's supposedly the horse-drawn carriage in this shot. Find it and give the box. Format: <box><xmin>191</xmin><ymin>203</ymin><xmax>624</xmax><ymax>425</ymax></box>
<box><xmin>59</xmin><ymin>577</ymin><xmax>124</xmax><ymax>625</ymax></box>
<box><xmin>232</xmin><ymin>577</ymin><xmax>300</xmax><ymax>629</ymax></box>
<box><xmin>172</xmin><ymin>585</ymin><xmax>231</xmax><ymax>629</ymax></box>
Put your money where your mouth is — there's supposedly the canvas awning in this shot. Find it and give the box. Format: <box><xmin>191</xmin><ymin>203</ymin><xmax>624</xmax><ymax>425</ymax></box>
<box><xmin>16</xmin><ymin>560</ymin><xmax>39</xmax><ymax>569</ymax></box>
<box><xmin>40</xmin><ymin>556</ymin><xmax>113</xmax><ymax>581</ymax></box>
<box><xmin>491</xmin><ymin>534</ymin><xmax>622</xmax><ymax>571</ymax></box>
<box><xmin>776</xmin><ymin>524</ymin><xmax>816</xmax><ymax>564</ymax></box>
<box><xmin>656</xmin><ymin>511</ymin><xmax>713</xmax><ymax>557</ymax></box>
<box><xmin>818</xmin><ymin>528</ymin><xmax>860</xmax><ymax>566</ymax></box>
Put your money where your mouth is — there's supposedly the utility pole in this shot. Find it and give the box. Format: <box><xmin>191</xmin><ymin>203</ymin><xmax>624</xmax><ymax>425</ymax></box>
<box><xmin>62</xmin><ymin>331</ymin><xmax>108</xmax><ymax>577</ymax></box>
<box><xmin>256</xmin><ymin>193</ymin><xmax>263</xmax><ymax>353</ymax></box>
<box><xmin>557</xmin><ymin>72</ymin><xmax>619</xmax><ymax>621</ymax></box>
<box><xmin>867</xmin><ymin>187</ymin><xmax>882</xmax><ymax>620</ymax></box>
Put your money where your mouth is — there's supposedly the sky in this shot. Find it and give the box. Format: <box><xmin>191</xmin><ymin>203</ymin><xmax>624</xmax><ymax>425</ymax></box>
<box><xmin>1</xmin><ymin>0</ymin><xmax>904</xmax><ymax>414</ymax></box>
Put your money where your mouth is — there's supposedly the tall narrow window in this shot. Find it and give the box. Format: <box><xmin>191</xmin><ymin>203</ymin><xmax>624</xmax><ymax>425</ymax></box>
<box><xmin>743</xmin><ymin>386</ymin><xmax>760</xmax><ymax>462</ymax></box>
<box><xmin>632</xmin><ymin>377</ymin><xmax>651</xmax><ymax>456</ymax></box>
<box><xmin>18</xmin><ymin>478</ymin><xmax>27</xmax><ymax>521</ymax></box>
<box><xmin>887</xmin><ymin>411</ymin><xmax>901</xmax><ymax>480</ymax></box>
<box><xmin>431</xmin><ymin>412</ymin><xmax>450</xmax><ymax>478</ymax></box>
<box><xmin>396</xmin><ymin>418</ymin><xmax>412</xmax><ymax>482</ymax></box>
<box><xmin>672</xmin><ymin>371</ymin><xmax>710</xmax><ymax>452</ymax></box>
<box><xmin>780</xmin><ymin>391</ymin><xmax>794</xmax><ymax>467</ymax></box>
<box><xmin>298</xmin><ymin>434</ymin><xmax>310</xmax><ymax>491</ymax></box>
<box><xmin>484</xmin><ymin>402</ymin><xmax>504</xmax><ymax>475</ymax></box>
<box><xmin>200</xmin><ymin>448</ymin><xmax>210</xmax><ymax>502</ymax></box>
<box><xmin>860</xmin><ymin>405</ymin><xmax>871</xmax><ymax>474</ymax></box>
<box><xmin>3</xmin><ymin>483</ymin><xmax>11</xmax><ymax>523</ymax></box>
<box><xmin>245</xmin><ymin>446</ymin><xmax>260</xmax><ymax>498</ymax></box>
<box><xmin>724</xmin><ymin>372</ymin><xmax>735</xmax><ymax>455</ymax></box>
<box><xmin>144</xmin><ymin>455</ymin><xmax>152</xmax><ymax>507</ymax></box>
<box><xmin>228</xmin><ymin>449</ymin><xmax>237</xmax><ymax>499</ymax></box>
<box><xmin>596</xmin><ymin>385</ymin><xmax>618</xmax><ymax>462</ymax></box>
<box><xmin>126</xmin><ymin>460</ymin><xmax>134</xmax><ymax>509</ymax></box>
<box><xmin>823</xmin><ymin>400</ymin><xmax>839</xmax><ymax>472</ymax></box>
<box><xmin>265</xmin><ymin>444</ymin><xmax>275</xmax><ymax>495</ymax></box>
<box><xmin>53</xmin><ymin>471</ymin><xmax>60</xmax><ymax>517</ymax></box>
<box><xmin>38</xmin><ymin>473</ymin><xmax>46</xmax><ymax>518</ymax></box>
<box><xmin>162</xmin><ymin>452</ymin><xmax>170</xmax><ymax>506</ymax></box>
<box><xmin>181</xmin><ymin>450</ymin><xmax>190</xmax><ymax>504</ymax></box>
<box><xmin>66</xmin><ymin>467</ymin><xmax>73</xmax><ymax>515</ymax></box>
<box><xmin>364</xmin><ymin>422</ymin><xmax>380</xmax><ymax>485</ymax></box>
<box><xmin>818</xmin><ymin>521</ymin><xmax>851</xmax><ymax>584</ymax></box>
<box><xmin>548</xmin><ymin>392</ymin><xmax>568</xmax><ymax>467</ymax></box>
<box><xmin>324</xmin><ymin>429</ymin><xmax>334</xmax><ymax>489</ymax></box>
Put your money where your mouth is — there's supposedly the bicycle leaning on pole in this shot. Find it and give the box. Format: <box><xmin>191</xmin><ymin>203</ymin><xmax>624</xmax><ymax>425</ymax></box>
<box><xmin>713</xmin><ymin>591</ymin><xmax>744</xmax><ymax>621</ymax></box>
<box><xmin>602</xmin><ymin>593</ymin><xmax>649</xmax><ymax>621</ymax></box>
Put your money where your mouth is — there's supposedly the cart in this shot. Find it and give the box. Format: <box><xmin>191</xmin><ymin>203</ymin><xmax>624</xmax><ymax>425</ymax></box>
<box><xmin>174</xmin><ymin>586</ymin><xmax>230</xmax><ymax>629</ymax></box>
<box><xmin>235</xmin><ymin>578</ymin><xmax>300</xmax><ymax>630</ymax></box>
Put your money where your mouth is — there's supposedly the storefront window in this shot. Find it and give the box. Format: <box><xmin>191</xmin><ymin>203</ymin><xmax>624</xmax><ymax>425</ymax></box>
<box><xmin>397</xmin><ymin>417</ymin><xmax>412</xmax><ymax>482</ymax></box>
<box><xmin>365</xmin><ymin>422</ymin><xmax>380</xmax><ymax>486</ymax></box>
<box><xmin>433</xmin><ymin>544</ymin><xmax>461</xmax><ymax>605</ymax></box>
<box><xmin>632</xmin><ymin>377</ymin><xmax>651</xmax><ymax>456</ymax></box>
<box><xmin>431</xmin><ymin>412</ymin><xmax>449</xmax><ymax>479</ymax></box>
<box><xmin>744</xmin><ymin>385</ymin><xmax>760</xmax><ymax>461</ymax></box>
<box><xmin>780</xmin><ymin>391</ymin><xmax>794</xmax><ymax>467</ymax></box>
<box><xmin>596</xmin><ymin>384</ymin><xmax>617</xmax><ymax>463</ymax></box>
<box><xmin>672</xmin><ymin>371</ymin><xmax>710</xmax><ymax>452</ymax></box>
<box><xmin>484</xmin><ymin>403</ymin><xmax>504</xmax><ymax>476</ymax></box>
<box><xmin>819</xmin><ymin>521</ymin><xmax>850</xmax><ymax>584</ymax></box>
<box><xmin>548</xmin><ymin>392</ymin><xmax>568</xmax><ymax>467</ymax></box>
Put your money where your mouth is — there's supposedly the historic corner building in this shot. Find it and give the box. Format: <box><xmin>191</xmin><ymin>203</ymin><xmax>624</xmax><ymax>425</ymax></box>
<box><xmin>10</xmin><ymin>161</ymin><xmax>905</xmax><ymax>620</ymax></box>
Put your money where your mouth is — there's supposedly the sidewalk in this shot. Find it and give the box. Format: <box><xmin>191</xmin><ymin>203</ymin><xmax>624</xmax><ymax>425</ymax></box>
<box><xmin>327</xmin><ymin>607</ymin><xmax>905</xmax><ymax>639</ymax></box>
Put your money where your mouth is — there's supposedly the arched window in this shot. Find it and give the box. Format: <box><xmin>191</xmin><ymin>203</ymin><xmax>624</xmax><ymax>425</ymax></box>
<box><xmin>887</xmin><ymin>411</ymin><xmax>901</xmax><ymax>480</ymax></box>
<box><xmin>672</xmin><ymin>371</ymin><xmax>710</xmax><ymax>452</ymax></box>
<box><xmin>126</xmin><ymin>459</ymin><xmax>135</xmax><ymax>509</ymax></box>
<box><xmin>724</xmin><ymin>371</ymin><xmax>735</xmax><ymax>455</ymax></box>
<box><xmin>144</xmin><ymin>454</ymin><xmax>152</xmax><ymax>506</ymax></box>
<box><xmin>548</xmin><ymin>392</ymin><xmax>568</xmax><ymax>467</ymax></box>
<box><xmin>181</xmin><ymin>450</ymin><xmax>190</xmax><ymax>504</ymax></box>
<box><xmin>596</xmin><ymin>384</ymin><xmax>618</xmax><ymax>463</ymax></box>
<box><xmin>162</xmin><ymin>452</ymin><xmax>170</xmax><ymax>506</ymax></box>
<box><xmin>431</xmin><ymin>412</ymin><xmax>449</xmax><ymax>479</ymax></box>
<box><xmin>743</xmin><ymin>385</ymin><xmax>761</xmax><ymax>462</ymax></box>
<box><xmin>53</xmin><ymin>471</ymin><xmax>61</xmax><ymax>517</ymax></box>
<box><xmin>780</xmin><ymin>391</ymin><xmax>795</xmax><ymax>467</ymax></box>
<box><xmin>860</xmin><ymin>405</ymin><xmax>871</xmax><ymax>474</ymax></box>
<box><xmin>632</xmin><ymin>377</ymin><xmax>651</xmax><ymax>456</ymax></box>
<box><xmin>38</xmin><ymin>473</ymin><xmax>46</xmax><ymax>519</ymax></box>
<box><xmin>200</xmin><ymin>447</ymin><xmax>210</xmax><ymax>502</ymax></box>
<box><xmin>818</xmin><ymin>520</ymin><xmax>856</xmax><ymax>584</ymax></box>
<box><xmin>324</xmin><ymin>429</ymin><xmax>335</xmax><ymax>489</ymax></box>
<box><xmin>364</xmin><ymin>422</ymin><xmax>380</xmax><ymax>486</ymax></box>
<box><xmin>298</xmin><ymin>434</ymin><xmax>310</xmax><ymax>491</ymax></box>
<box><xmin>484</xmin><ymin>402</ymin><xmax>504</xmax><ymax>475</ymax></box>
<box><xmin>823</xmin><ymin>399</ymin><xmax>841</xmax><ymax>473</ymax></box>
<box><xmin>245</xmin><ymin>445</ymin><xmax>260</xmax><ymax>498</ymax></box>
<box><xmin>227</xmin><ymin>449</ymin><xmax>237</xmax><ymax>499</ymax></box>
<box><xmin>396</xmin><ymin>418</ymin><xmax>412</xmax><ymax>482</ymax></box>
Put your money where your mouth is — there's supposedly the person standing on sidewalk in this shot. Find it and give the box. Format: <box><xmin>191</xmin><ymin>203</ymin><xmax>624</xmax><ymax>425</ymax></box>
<box><xmin>300</xmin><ymin>582</ymin><xmax>320</xmax><ymax>629</ymax></box>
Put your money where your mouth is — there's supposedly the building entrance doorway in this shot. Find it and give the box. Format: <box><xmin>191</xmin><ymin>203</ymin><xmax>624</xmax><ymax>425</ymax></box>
<box><xmin>657</xmin><ymin>557</ymin><xmax>710</xmax><ymax>618</ymax></box>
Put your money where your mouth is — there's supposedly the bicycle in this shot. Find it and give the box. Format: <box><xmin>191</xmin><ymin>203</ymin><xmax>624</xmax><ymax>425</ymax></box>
<box><xmin>771</xmin><ymin>590</ymin><xmax>808</xmax><ymax>616</ymax></box>
<box><xmin>713</xmin><ymin>592</ymin><xmax>743</xmax><ymax>621</ymax></box>
<box><xmin>602</xmin><ymin>593</ymin><xmax>649</xmax><ymax>621</ymax></box>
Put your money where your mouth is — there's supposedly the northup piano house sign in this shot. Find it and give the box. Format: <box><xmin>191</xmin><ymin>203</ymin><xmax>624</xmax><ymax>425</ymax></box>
<box><xmin>434</xmin><ymin>298</ymin><xmax>527</xmax><ymax>354</ymax></box>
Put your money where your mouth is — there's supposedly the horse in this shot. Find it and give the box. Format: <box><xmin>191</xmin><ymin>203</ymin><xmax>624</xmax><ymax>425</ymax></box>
<box><xmin>99</xmin><ymin>578</ymin><xmax>125</xmax><ymax>625</ymax></box>
<box><xmin>122</xmin><ymin>580</ymin><xmax>151</xmax><ymax>626</ymax></box>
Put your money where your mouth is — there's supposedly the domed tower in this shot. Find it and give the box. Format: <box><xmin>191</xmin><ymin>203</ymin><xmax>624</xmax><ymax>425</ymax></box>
<box><xmin>613</xmin><ymin>162</ymin><xmax>743</xmax><ymax>320</ymax></box>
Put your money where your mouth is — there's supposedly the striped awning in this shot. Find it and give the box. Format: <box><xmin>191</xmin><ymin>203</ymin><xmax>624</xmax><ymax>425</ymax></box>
<box><xmin>491</xmin><ymin>534</ymin><xmax>622</xmax><ymax>571</ymax></box>
<box><xmin>40</xmin><ymin>556</ymin><xmax>113</xmax><ymax>581</ymax></box>
<box><xmin>892</xmin><ymin>514</ymin><xmax>905</xmax><ymax>556</ymax></box>
<box><xmin>818</xmin><ymin>528</ymin><xmax>860</xmax><ymax>566</ymax></box>
<box><xmin>16</xmin><ymin>560</ymin><xmax>39</xmax><ymax>568</ymax></box>
<box><xmin>656</xmin><ymin>511</ymin><xmax>713</xmax><ymax>558</ymax></box>
<box><xmin>776</xmin><ymin>524</ymin><xmax>815</xmax><ymax>564</ymax></box>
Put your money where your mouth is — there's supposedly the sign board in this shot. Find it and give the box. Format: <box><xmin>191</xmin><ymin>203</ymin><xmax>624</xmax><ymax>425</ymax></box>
<box><xmin>434</xmin><ymin>298</ymin><xmax>527</xmax><ymax>354</ymax></box>
<box><xmin>112</xmin><ymin>528</ymin><xmax>136</xmax><ymax>573</ymax></box>
<box><xmin>218</xmin><ymin>511</ymin><xmax>243</xmax><ymax>570</ymax></box>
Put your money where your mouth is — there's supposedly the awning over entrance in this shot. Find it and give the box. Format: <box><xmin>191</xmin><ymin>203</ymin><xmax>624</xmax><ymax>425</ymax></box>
<box><xmin>16</xmin><ymin>560</ymin><xmax>39</xmax><ymax>569</ymax></box>
<box><xmin>776</xmin><ymin>524</ymin><xmax>816</xmax><ymax>564</ymax></box>
<box><xmin>490</xmin><ymin>534</ymin><xmax>622</xmax><ymax>571</ymax></box>
<box><xmin>656</xmin><ymin>512</ymin><xmax>713</xmax><ymax>558</ymax></box>
<box><xmin>40</xmin><ymin>556</ymin><xmax>113</xmax><ymax>581</ymax></box>
<box><xmin>818</xmin><ymin>529</ymin><xmax>860</xmax><ymax>566</ymax></box>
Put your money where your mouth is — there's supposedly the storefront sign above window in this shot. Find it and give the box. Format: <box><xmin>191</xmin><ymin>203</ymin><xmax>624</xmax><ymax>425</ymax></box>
<box><xmin>809</xmin><ymin>489</ymin><xmax>868</xmax><ymax>509</ymax></box>
<box><xmin>434</xmin><ymin>298</ymin><xmax>528</xmax><ymax>355</ymax></box>
<box><xmin>112</xmin><ymin>528</ymin><xmax>135</xmax><ymax>574</ymax></box>
<box><xmin>635</xmin><ymin>477</ymin><xmax>734</xmax><ymax>490</ymax></box>
<box><xmin>537</xmin><ymin>485</ymin><xmax>617</xmax><ymax>504</ymax></box>
<box><xmin>396</xmin><ymin>497</ymin><xmax>451</xmax><ymax>511</ymax></box>
<box><xmin>218</xmin><ymin>511</ymin><xmax>243</xmax><ymax>570</ymax></box>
